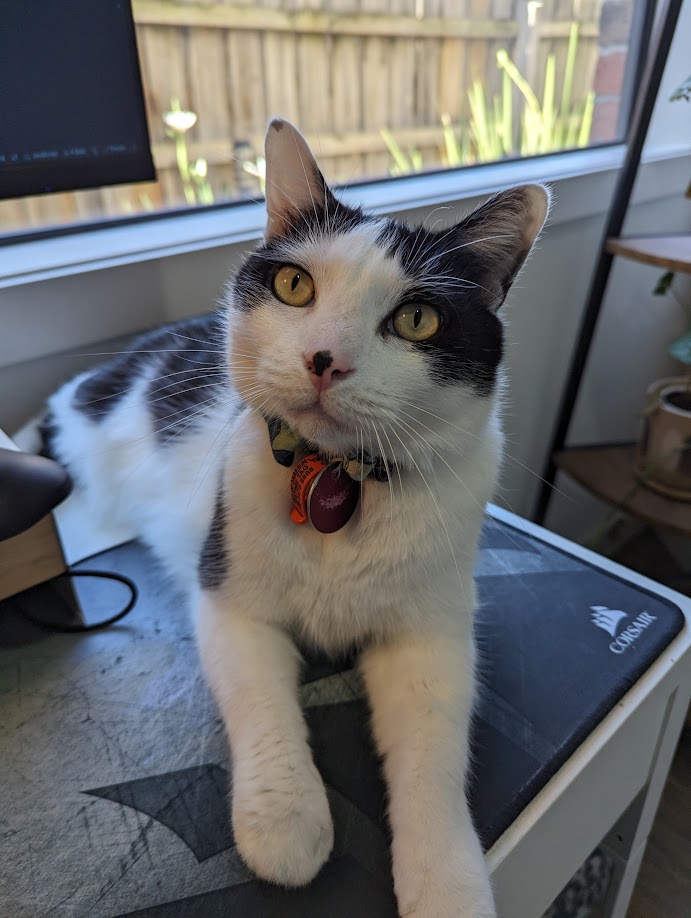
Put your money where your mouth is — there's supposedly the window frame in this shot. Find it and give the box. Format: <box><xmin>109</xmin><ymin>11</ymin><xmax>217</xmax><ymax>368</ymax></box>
<box><xmin>0</xmin><ymin>142</ymin><xmax>640</xmax><ymax>288</ymax></box>
<box><xmin>0</xmin><ymin>0</ymin><xmax>658</xmax><ymax>261</ymax></box>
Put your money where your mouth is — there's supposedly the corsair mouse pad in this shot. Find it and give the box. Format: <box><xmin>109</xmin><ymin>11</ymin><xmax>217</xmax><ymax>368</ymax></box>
<box><xmin>0</xmin><ymin>517</ymin><xmax>684</xmax><ymax>916</ymax></box>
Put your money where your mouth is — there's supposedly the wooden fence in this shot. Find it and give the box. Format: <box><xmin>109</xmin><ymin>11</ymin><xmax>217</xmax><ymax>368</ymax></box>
<box><xmin>2</xmin><ymin>0</ymin><xmax>604</xmax><ymax>233</ymax></box>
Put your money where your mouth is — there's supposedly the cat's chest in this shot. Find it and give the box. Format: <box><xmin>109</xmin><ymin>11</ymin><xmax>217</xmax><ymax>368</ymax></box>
<box><xmin>223</xmin><ymin>442</ymin><xmax>474</xmax><ymax>649</ymax></box>
<box><xmin>231</xmin><ymin>464</ymin><xmax>426</xmax><ymax>582</ymax></box>
<box><xmin>240</xmin><ymin>509</ymin><xmax>434</xmax><ymax>648</ymax></box>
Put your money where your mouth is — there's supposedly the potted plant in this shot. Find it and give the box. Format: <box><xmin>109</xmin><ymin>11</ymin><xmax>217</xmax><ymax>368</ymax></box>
<box><xmin>635</xmin><ymin>76</ymin><xmax>691</xmax><ymax>500</ymax></box>
<box><xmin>638</xmin><ymin>365</ymin><xmax>691</xmax><ymax>500</ymax></box>
<box><xmin>637</xmin><ymin>273</ymin><xmax>691</xmax><ymax>500</ymax></box>
<box><xmin>637</xmin><ymin>271</ymin><xmax>691</xmax><ymax>502</ymax></box>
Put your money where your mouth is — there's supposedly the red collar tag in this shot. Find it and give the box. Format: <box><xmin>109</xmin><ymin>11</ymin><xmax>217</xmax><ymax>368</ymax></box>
<box><xmin>289</xmin><ymin>453</ymin><xmax>360</xmax><ymax>533</ymax></box>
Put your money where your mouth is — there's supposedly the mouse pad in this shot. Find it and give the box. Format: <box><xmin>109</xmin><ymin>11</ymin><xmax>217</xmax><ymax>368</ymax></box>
<box><xmin>0</xmin><ymin>516</ymin><xmax>684</xmax><ymax>917</ymax></box>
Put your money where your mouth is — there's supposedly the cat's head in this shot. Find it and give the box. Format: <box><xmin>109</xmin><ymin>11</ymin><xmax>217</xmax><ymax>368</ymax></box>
<box><xmin>228</xmin><ymin>119</ymin><xmax>549</xmax><ymax>462</ymax></box>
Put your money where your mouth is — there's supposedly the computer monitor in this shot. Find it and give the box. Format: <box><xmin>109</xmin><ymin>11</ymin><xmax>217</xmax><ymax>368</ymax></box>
<box><xmin>0</xmin><ymin>0</ymin><xmax>155</xmax><ymax>200</ymax></box>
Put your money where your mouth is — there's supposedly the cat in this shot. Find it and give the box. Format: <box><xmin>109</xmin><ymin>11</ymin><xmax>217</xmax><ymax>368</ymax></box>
<box><xmin>42</xmin><ymin>119</ymin><xmax>549</xmax><ymax>917</ymax></box>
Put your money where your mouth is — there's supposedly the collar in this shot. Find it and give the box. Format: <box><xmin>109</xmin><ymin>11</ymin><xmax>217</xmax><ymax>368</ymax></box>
<box><xmin>266</xmin><ymin>415</ymin><xmax>391</xmax><ymax>482</ymax></box>
<box><xmin>265</xmin><ymin>415</ymin><xmax>391</xmax><ymax>533</ymax></box>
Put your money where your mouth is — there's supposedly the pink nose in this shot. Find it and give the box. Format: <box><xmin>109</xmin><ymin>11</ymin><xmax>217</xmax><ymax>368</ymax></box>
<box><xmin>304</xmin><ymin>350</ymin><xmax>353</xmax><ymax>393</ymax></box>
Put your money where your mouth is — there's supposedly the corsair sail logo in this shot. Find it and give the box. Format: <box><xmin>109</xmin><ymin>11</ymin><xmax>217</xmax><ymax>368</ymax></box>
<box><xmin>589</xmin><ymin>605</ymin><xmax>657</xmax><ymax>654</ymax></box>
<box><xmin>590</xmin><ymin>606</ymin><xmax>627</xmax><ymax>637</ymax></box>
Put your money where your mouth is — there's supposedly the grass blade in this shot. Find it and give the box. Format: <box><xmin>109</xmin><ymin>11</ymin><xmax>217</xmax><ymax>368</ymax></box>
<box><xmin>578</xmin><ymin>91</ymin><xmax>595</xmax><ymax>147</ymax></box>
<box><xmin>542</xmin><ymin>54</ymin><xmax>556</xmax><ymax>151</ymax></box>
<box><xmin>502</xmin><ymin>67</ymin><xmax>513</xmax><ymax>155</ymax></box>
<box><xmin>381</xmin><ymin>128</ymin><xmax>412</xmax><ymax>175</ymax></box>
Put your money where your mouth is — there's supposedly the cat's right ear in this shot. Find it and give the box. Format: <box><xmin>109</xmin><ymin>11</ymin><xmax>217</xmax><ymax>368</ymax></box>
<box><xmin>263</xmin><ymin>119</ymin><xmax>333</xmax><ymax>240</ymax></box>
<box><xmin>442</xmin><ymin>184</ymin><xmax>550</xmax><ymax>312</ymax></box>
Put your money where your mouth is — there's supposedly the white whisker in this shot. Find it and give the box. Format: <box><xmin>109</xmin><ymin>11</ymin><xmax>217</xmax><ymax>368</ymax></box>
<box><xmin>188</xmin><ymin>389</ymin><xmax>277</xmax><ymax>506</ymax></box>
<box><xmin>369</xmin><ymin>418</ymin><xmax>395</xmax><ymax>547</ymax></box>
<box><xmin>384</xmin><ymin>418</ymin><xmax>466</xmax><ymax>600</ymax></box>
<box><xmin>399</xmin><ymin>399</ymin><xmax>572</xmax><ymax>502</ymax></box>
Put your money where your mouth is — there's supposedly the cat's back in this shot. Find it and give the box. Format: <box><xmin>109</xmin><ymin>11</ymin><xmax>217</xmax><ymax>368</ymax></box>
<box><xmin>52</xmin><ymin>312</ymin><xmax>226</xmax><ymax>433</ymax></box>
<box><xmin>44</xmin><ymin>313</ymin><xmax>243</xmax><ymax>580</ymax></box>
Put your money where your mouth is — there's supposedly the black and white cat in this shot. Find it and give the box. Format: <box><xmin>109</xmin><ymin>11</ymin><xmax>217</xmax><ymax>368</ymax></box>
<box><xmin>43</xmin><ymin>120</ymin><xmax>549</xmax><ymax>917</ymax></box>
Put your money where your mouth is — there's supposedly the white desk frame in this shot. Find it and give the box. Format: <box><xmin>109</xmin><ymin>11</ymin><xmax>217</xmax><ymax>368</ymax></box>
<box><xmin>485</xmin><ymin>505</ymin><xmax>691</xmax><ymax>918</ymax></box>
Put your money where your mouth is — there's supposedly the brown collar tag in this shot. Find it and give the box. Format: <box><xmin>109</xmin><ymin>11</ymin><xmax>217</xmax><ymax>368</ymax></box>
<box><xmin>290</xmin><ymin>453</ymin><xmax>360</xmax><ymax>533</ymax></box>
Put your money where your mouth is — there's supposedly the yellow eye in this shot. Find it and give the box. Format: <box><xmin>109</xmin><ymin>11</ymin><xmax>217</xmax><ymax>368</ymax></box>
<box><xmin>391</xmin><ymin>304</ymin><xmax>440</xmax><ymax>342</ymax></box>
<box><xmin>272</xmin><ymin>264</ymin><xmax>315</xmax><ymax>307</ymax></box>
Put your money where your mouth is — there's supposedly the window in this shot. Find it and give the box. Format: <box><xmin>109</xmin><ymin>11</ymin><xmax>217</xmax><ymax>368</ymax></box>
<box><xmin>1</xmin><ymin>0</ymin><xmax>642</xmax><ymax>237</ymax></box>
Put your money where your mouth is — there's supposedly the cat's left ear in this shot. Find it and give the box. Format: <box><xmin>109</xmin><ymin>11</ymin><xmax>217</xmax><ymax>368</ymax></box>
<box><xmin>452</xmin><ymin>184</ymin><xmax>551</xmax><ymax>311</ymax></box>
<box><xmin>263</xmin><ymin>118</ymin><xmax>335</xmax><ymax>240</ymax></box>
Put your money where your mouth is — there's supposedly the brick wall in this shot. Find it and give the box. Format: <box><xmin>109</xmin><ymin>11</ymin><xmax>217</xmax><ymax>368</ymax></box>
<box><xmin>591</xmin><ymin>0</ymin><xmax>634</xmax><ymax>142</ymax></box>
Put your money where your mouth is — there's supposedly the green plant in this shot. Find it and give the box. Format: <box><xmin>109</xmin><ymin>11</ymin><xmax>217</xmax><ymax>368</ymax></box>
<box><xmin>652</xmin><ymin>273</ymin><xmax>691</xmax><ymax>369</ymax></box>
<box><xmin>241</xmin><ymin>155</ymin><xmax>267</xmax><ymax>195</ymax></box>
<box><xmin>163</xmin><ymin>98</ymin><xmax>215</xmax><ymax>206</ymax></box>
<box><xmin>670</xmin><ymin>74</ymin><xmax>691</xmax><ymax>103</ymax></box>
<box><xmin>380</xmin><ymin>129</ymin><xmax>424</xmax><ymax>177</ymax></box>
<box><xmin>163</xmin><ymin>101</ymin><xmax>266</xmax><ymax>202</ymax></box>
<box><xmin>467</xmin><ymin>23</ymin><xmax>594</xmax><ymax>159</ymax></box>
<box><xmin>381</xmin><ymin>22</ymin><xmax>594</xmax><ymax>175</ymax></box>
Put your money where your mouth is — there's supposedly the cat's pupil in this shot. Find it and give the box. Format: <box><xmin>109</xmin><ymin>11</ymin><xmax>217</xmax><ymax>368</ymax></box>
<box><xmin>414</xmin><ymin>308</ymin><xmax>422</xmax><ymax>328</ymax></box>
<box><xmin>291</xmin><ymin>273</ymin><xmax>300</xmax><ymax>291</ymax></box>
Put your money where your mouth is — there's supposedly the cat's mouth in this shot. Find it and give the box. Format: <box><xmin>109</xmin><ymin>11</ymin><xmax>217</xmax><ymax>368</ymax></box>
<box><xmin>291</xmin><ymin>400</ymin><xmax>346</xmax><ymax>427</ymax></box>
<box><xmin>283</xmin><ymin>398</ymin><xmax>358</xmax><ymax>450</ymax></box>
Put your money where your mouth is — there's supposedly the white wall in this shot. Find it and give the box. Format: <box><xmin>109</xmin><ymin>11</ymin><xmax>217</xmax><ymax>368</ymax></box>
<box><xmin>1</xmin><ymin>0</ymin><xmax>690</xmax><ymax>544</ymax></box>
<box><xmin>504</xmin><ymin>161</ymin><xmax>691</xmax><ymax>516</ymax></box>
<box><xmin>542</xmin><ymin>0</ymin><xmax>691</xmax><ymax>539</ymax></box>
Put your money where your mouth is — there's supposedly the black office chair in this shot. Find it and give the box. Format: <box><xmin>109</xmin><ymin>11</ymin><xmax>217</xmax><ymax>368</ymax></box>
<box><xmin>0</xmin><ymin>447</ymin><xmax>73</xmax><ymax>542</ymax></box>
<box><xmin>0</xmin><ymin>448</ymin><xmax>136</xmax><ymax>633</ymax></box>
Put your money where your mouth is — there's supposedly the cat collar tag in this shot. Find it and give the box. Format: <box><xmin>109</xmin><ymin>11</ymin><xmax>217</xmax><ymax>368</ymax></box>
<box><xmin>289</xmin><ymin>453</ymin><xmax>360</xmax><ymax>533</ymax></box>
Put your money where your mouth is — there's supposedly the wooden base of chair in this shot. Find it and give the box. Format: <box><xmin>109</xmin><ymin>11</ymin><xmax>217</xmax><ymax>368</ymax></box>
<box><xmin>0</xmin><ymin>427</ymin><xmax>68</xmax><ymax>601</ymax></box>
<box><xmin>0</xmin><ymin>513</ymin><xmax>67</xmax><ymax>602</ymax></box>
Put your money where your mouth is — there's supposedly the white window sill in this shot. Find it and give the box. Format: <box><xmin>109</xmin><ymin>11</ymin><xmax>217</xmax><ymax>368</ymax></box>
<box><xmin>0</xmin><ymin>143</ymin><xmax>650</xmax><ymax>289</ymax></box>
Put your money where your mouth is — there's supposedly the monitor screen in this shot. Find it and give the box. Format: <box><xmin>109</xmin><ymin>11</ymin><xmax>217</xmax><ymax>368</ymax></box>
<box><xmin>0</xmin><ymin>0</ymin><xmax>155</xmax><ymax>200</ymax></box>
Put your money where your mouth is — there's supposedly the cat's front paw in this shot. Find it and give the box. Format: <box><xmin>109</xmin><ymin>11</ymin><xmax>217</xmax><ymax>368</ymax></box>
<box><xmin>399</xmin><ymin>877</ymin><xmax>496</xmax><ymax>918</ymax></box>
<box><xmin>394</xmin><ymin>843</ymin><xmax>496</xmax><ymax>918</ymax></box>
<box><xmin>402</xmin><ymin>893</ymin><xmax>495</xmax><ymax>918</ymax></box>
<box><xmin>232</xmin><ymin>759</ymin><xmax>333</xmax><ymax>887</ymax></box>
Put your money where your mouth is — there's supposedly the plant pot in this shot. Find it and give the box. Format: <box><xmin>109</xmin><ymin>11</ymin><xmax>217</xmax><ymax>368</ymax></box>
<box><xmin>637</xmin><ymin>376</ymin><xmax>691</xmax><ymax>501</ymax></box>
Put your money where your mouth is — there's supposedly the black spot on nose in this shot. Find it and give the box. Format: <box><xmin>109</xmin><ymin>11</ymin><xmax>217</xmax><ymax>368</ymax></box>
<box><xmin>312</xmin><ymin>350</ymin><xmax>333</xmax><ymax>377</ymax></box>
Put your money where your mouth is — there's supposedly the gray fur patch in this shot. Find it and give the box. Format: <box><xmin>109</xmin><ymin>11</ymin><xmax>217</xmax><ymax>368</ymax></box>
<box><xmin>72</xmin><ymin>314</ymin><xmax>230</xmax><ymax>443</ymax></box>
<box><xmin>198</xmin><ymin>482</ymin><xmax>229</xmax><ymax>590</ymax></box>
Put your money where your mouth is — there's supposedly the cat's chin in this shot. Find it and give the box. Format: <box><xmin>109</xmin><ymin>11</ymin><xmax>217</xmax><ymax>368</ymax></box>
<box><xmin>285</xmin><ymin>403</ymin><xmax>357</xmax><ymax>455</ymax></box>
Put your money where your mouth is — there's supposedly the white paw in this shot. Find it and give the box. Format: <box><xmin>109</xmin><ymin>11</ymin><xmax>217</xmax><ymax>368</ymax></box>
<box><xmin>401</xmin><ymin>886</ymin><xmax>495</xmax><ymax>918</ymax></box>
<box><xmin>232</xmin><ymin>759</ymin><xmax>334</xmax><ymax>887</ymax></box>
<box><xmin>394</xmin><ymin>839</ymin><xmax>496</xmax><ymax>918</ymax></box>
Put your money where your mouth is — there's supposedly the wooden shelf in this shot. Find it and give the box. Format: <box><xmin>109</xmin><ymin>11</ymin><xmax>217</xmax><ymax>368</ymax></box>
<box><xmin>605</xmin><ymin>234</ymin><xmax>691</xmax><ymax>274</ymax></box>
<box><xmin>554</xmin><ymin>444</ymin><xmax>691</xmax><ymax>537</ymax></box>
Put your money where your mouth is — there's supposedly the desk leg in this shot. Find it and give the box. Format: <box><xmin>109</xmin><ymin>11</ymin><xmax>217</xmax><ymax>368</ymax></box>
<box><xmin>607</xmin><ymin>678</ymin><xmax>690</xmax><ymax>918</ymax></box>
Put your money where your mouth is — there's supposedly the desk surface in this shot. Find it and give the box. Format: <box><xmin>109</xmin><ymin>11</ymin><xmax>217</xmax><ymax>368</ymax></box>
<box><xmin>0</xmin><ymin>510</ymin><xmax>685</xmax><ymax>917</ymax></box>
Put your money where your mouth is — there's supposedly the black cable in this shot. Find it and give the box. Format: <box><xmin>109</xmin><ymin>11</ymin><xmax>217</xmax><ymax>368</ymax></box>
<box><xmin>17</xmin><ymin>569</ymin><xmax>138</xmax><ymax>633</ymax></box>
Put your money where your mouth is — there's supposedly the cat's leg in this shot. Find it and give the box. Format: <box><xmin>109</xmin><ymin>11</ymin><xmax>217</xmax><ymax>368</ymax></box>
<box><xmin>360</xmin><ymin>630</ymin><xmax>495</xmax><ymax>918</ymax></box>
<box><xmin>196</xmin><ymin>591</ymin><xmax>333</xmax><ymax>886</ymax></box>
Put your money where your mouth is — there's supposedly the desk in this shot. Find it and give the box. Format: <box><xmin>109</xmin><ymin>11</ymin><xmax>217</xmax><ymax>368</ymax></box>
<box><xmin>1</xmin><ymin>505</ymin><xmax>689</xmax><ymax>918</ymax></box>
